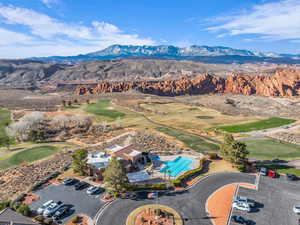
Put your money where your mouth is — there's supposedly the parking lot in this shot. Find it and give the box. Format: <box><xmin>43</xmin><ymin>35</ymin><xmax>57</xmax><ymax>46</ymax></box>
<box><xmin>30</xmin><ymin>183</ymin><xmax>106</xmax><ymax>223</ymax></box>
<box><xmin>230</xmin><ymin>175</ymin><xmax>300</xmax><ymax>225</ymax></box>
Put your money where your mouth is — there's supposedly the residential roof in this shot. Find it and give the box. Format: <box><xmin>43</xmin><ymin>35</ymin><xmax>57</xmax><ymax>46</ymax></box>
<box><xmin>87</xmin><ymin>152</ymin><xmax>111</xmax><ymax>169</ymax></box>
<box><xmin>111</xmin><ymin>144</ymin><xmax>142</xmax><ymax>161</ymax></box>
<box><xmin>0</xmin><ymin>208</ymin><xmax>36</xmax><ymax>225</ymax></box>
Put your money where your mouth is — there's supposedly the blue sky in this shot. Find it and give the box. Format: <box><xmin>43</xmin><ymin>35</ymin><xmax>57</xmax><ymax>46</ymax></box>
<box><xmin>0</xmin><ymin>0</ymin><xmax>299</xmax><ymax>58</ymax></box>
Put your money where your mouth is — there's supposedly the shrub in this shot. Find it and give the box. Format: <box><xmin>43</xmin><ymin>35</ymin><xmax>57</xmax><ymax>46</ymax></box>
<box><xmin>128</xmin><ymin>183</ymin><xmax>167</xmax><ymax>191</ymax></box>
<box><xmin>208</xmin><ymin>152</ymin><xmax>219</xmax><ymax>160</ymax></box>
<box><xmin>154</xmin><ymin>209</ymin><xmax>162</xmax><ymax>216</ymax></box>
<box><xmin>34</xmin><ymin>215</ymin><xmax>44</xmax><ymax>222</ymax></box>
<box><xmin>43</xmin><ymin>217</ymin><xmax>53</xmax><ymax>225</ymax></box>
<box><xmin>71</xmin><ymin>215</ymin><xmax>80</xmax><ymax>223</ymax></box>
<box><xmin>16</xmin><ymin>204</ymin><xmax>31</xmax><ymax>217</ymax></box>
<box><xmin>0</xmin><ymin>201</ymin><xmax>11</xmax><ymax>210</ymax></box>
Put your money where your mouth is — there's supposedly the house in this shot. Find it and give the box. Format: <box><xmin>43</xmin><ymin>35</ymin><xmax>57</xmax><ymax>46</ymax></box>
<box><xmin>87</xmin><ymin>151</ymin><xmax>111</xmax><ymax>180</ymax></box>
<box><xmin>0</xmin><ymin>208</ymin><xmax>37</xmax><ymax>225</ymax></box>
<box><xmin>87</xmin><ymin>144</ymin><xmax>147</xmax><ymax>181</ymax></box>
<box><xmin>107</xmin><ymin>144</ymin><xmax>146</xmax><ymax>169</ymax></box>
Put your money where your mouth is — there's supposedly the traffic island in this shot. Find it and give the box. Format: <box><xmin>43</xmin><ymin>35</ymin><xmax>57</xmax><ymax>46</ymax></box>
<box><xmin>126</xmin><ymin>204</ymin><xmax>183</xmax><ymax>225</ymax></box>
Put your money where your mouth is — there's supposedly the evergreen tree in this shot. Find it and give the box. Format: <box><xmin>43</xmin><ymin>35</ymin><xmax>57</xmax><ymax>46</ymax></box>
<box><xmin>220</xmin><ymin>134</ymin><xmax>249</xmax><ymax>171</ymax></box>
<box><xmin>0</xmin><ymin>136</ymin><xmax>14</xmax><ymax>151</ymax></box>
<box><xmin>72</xmin><ymin>149</ymin><xmax>88</xmax><ymax>176</ymax></box>
<box><xmin>103</xmin><ymin>156</ymin><xmax>129</xmax><ymax>194</ymax></box>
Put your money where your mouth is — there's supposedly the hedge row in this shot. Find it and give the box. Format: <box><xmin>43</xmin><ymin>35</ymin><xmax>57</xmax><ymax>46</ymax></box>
<box><xmin>171</xmin><ymin>158</ymin><xmax>206</xmax><ymax>187</ymax></box>
<box><xmin>128</xmin><ymin>183</ymin><xmax>168</xmax><ymax>191</ymax></box>
<box><xmin>29</xmin><ymin>171</ymin><xmax>61</xmax><ymax>192</ymax></box>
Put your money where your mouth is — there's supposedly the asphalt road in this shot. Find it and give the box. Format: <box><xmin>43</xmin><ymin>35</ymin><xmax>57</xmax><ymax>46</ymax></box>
<box><xmin>30</xmin><ymin>183</ymin><xmax>105</xmax><ymax>223</ymax></box>
<box><xmin>230</xmin><ymin>175</ymin><xmax>300</xmax><ymax>225</ymax></box>
<box><xmin>97</xmin><ymin>173</ymin><xmax>256</xmax><ymax>225</ymax></box>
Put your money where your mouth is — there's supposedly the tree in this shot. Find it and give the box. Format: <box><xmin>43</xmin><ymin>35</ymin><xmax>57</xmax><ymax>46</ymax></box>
<box><xmin>103</xmin><ymin>156</ymin><xmax>129</xmax><ymax>194</ymax></box>
<box><xmin>0</xmin><ymin>136</ymin><xmax>14</xmax><ymax>150</ymax></box>
<box><xmin>220</xmin><ymin>134</ymin><xmax>249</xmax><ymax>171</ymax></box>
<box><xmin>72</xmin><ymin>149</ymin><xmax>88</xmax><ymax>176</ymax></box>
<box><xmin>16</xmin><ymin>204</ymin><xmax>31</xmax><ymax>217</ymax></box>
<box><xmin>28</xmin><ymin>130</ymin><xmax>46</xmax><ymax>142</ymax></box>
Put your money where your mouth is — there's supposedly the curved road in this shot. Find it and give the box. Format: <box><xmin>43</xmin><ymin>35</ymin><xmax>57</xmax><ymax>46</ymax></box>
<box><xmin>96</xmin><ymin>173</ymin><xmax>256</xmax><ymax>225</ymax></box>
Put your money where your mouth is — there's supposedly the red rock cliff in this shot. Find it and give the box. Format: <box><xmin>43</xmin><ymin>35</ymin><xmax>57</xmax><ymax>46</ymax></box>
<box><xmin>75</xmin><ymin>69</ymin><xmax>300</xmax><ymax>97</ymax></box>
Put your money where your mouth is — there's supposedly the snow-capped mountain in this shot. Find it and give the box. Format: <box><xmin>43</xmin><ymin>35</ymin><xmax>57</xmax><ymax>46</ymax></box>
<box><xmin>32</xmin><ymin>44</ymin><xmax>300</xmax><ymax>64</ymax></box>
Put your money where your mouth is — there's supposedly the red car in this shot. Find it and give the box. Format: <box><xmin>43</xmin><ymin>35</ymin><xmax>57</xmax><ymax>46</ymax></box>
<box><xmin>268</xmin><ymin>170</ymin><xmax>278</xmax><ymax>178</ymax></box>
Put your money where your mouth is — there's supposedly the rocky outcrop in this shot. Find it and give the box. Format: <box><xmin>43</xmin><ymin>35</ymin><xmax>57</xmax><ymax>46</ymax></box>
<box><xmin>75</xmin><ymin>69</ymin><xmax>300</xmax><ymax>97</ymax></box>
<box><xmin>225</xmin><ymin>69</ymin><xmax>300</xmax><ymax>97</ymax></box>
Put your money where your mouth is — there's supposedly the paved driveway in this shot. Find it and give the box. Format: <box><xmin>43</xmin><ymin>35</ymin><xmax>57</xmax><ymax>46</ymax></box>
<box><xmin>230</xmin><ymin>175</ymin><xmax>300</xmax><ymax>225</ymax></box>
<box><xmin>30</xmin><ymin>183</ymin><xmax>105</xmax><ymax>223</ymax></box>
<box><xmin>97</xmin><ymin>173</ymin><xmax>256</xmax><ymax>225</ymax></box>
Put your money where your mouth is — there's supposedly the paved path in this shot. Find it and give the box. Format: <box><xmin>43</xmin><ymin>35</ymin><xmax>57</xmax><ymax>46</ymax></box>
<box><xmin>96</xmin><ymin>173</ymin><xmax>255</xmax><ymax>225</ymax></box>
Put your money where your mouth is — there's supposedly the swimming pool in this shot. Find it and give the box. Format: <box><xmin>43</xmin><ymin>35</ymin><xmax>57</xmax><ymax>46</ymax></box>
<box><xmin>160</xmin><ymin>156</ymin><xmax>195</xmax><ymax>177</ymax></box>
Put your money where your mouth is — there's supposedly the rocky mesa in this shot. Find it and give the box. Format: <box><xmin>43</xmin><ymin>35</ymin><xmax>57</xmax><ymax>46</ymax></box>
<box><xmin>75</xmin><ymin>69</ymin><xmax>300</xmax><ymax>97</ymax></box>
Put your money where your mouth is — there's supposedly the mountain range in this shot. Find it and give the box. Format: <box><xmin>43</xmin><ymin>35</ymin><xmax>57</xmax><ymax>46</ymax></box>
<box><xmin>33</xmin><ymin>45</ymin><xmax>300</xmax><ymax>64</ymax></box>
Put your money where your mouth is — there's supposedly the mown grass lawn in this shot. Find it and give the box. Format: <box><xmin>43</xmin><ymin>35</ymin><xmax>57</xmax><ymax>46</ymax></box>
<box><xmin>0</xmin><ymin>109</ymin><xmax>11</xmax><ymax>138</ymax></box>
<box><xmin>217</xmin><ymin>117</ymin><xmax>295</xmax><ymax>133</ymax></box>
<box><xmin>85</xmin><ymin>100</ymin><xmax>125</xmax><ymax>120</ymax></box>
<box><xmin>0</xmin><ymin>146</ymin><xmax>59</xmax><ymax>170</ymax></box>
<box><xmin>245</xmin><ymin>139</ymin><xmax>300</xmax><ymax>160</ymax></box>
<box><xmin>156</xmin><ymin>127</ymin><xmax>219</xmax><ymax>153</ymax></box>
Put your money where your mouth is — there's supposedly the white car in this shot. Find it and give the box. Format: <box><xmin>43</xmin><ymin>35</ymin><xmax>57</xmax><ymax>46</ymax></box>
<box><xmin>37</xmin><ymin>200</ymin><xmax>54</xmax><ymax>214</ymax></box>
<box><xmin>234</xmin><ymin>196</ymin><xmax>256</xmax><ymax>208</ymax></box>
<box><xmin>293</xmin><ymin>205</ymin><xmax>300</xmax><ymax>214</ymax></box>
<box><xmin>232</xmin><ymin>202</ymin><xmax>251</xmax><ymax>212</ymax></box>
<box><xmin>43</xmin><ymin>201</ymin><xmax>63</xmax><ymax>217</ymax></box>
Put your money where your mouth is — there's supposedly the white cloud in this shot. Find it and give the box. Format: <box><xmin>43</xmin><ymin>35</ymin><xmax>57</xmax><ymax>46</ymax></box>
<box><xmin>0</xmin><ymin>28</ymin><xmax>34</xmax><ymax>45</ymax></box>
<box><xmin>207</xmin><ymin>0</ymin><xmax>300</xmax><ymax>41</ymax></box>
<box><xmin>41</xmin><ymin>0</ymin><xmax>58</xmax><ymax>8</ymax></box>
<box><xmin>0</xmin><ymin>6</ymin><xmax>156</xmax><ymax>58</ymax></box>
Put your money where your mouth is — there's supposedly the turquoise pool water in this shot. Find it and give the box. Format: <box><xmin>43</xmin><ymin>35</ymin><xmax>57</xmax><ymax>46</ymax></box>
<box><xmin>160</xmin><ymin>156</ymin><xmax>194</xmax><ymax>177</ymax></box>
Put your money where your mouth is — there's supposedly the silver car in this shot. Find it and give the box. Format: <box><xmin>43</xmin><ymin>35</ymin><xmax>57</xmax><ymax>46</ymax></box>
<box><xmin>37</xmin><ymin>200</ymin><xmax>54</xmax><ymax>214</ymax></box>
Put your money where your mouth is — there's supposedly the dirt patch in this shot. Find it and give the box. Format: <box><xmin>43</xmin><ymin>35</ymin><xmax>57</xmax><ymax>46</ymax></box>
<box><xmin>22</xmin><ymin>193</ymin><xmax>40</xmax><ymax>205</ymax></box>
<box><xmin>66</xmin><ymin>214</ymin><xmax>92</xmax><ymax>225</ymax></box>
<box><xmin>207</xmin><ymin>183</ymin><xmax>238</xmax><ymax>225</ymax></box>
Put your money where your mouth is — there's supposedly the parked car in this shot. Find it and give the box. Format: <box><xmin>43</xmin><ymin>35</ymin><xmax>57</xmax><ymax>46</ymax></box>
<box><xmin>259</xmin><ymin>167</ymin><xmax>268</xmax><ymax>176</ymax></box>
<box><xmin>293</xmin><ymin>205</ymin><xmax>300</xmax><ymax>214</ymax></box>
<box><xmin>63</xmin><ymin>178</ymin><xmax>79</xmax><ymax>185</ymax></box>
<box><xmin>268</xmin><ymin>170</ymin><xmax>278</xmax><ymax>178</ymax></box>
<box><xmin>147</xmin><ymin>192</ymin><xmax>158</xmax><ymax>199</ymax></box>
<box><xmin>272</xmin><ymin>158</ymin><xmax>283</xmax><ymax>163</ymax></box>
<box><xmin>74</xmin><ymin>181</ymin><xmax>89</xmax><ymax>190</ymax></box>
<box><xmin>52</xmin><ymin>205</ymin><xmax>70</xmax><ymax>220</ymax></box>
<box><xmin>86</xmin><ymin>185</ymin><xmax>104</xmax><ymax>195</ymax></box>
<box><xmin>234</xmin><ymin>196</ymin><xmax>256</xmax><ymax>208</ymax></box>
<box><xmin>232</xmin><ymin>215</ymin><xmax>254</xmax><ymax>225</ymax></box>
<box><xmin>43</xmin><ymin>201</ymin><xmax>63</xmax><ymax>217</ymax></box>
<box><xmin>37</xmin><ymin>200</ymin><xmax>54</xmax><ymax>214</ymax></box>
<box><xmin>232</xmin><ymin>202</ymin><xmax>251</xmax><ymax>212</ymax></box>
<box><xmin>120</xmin><ymin>192</ymin><xmax>137</xmax><ymax>200</ymax></box>
<box><xmin>286</xmin><ymin>173</ymin><xmax>298</xmax><ymax>181</ymax></box>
